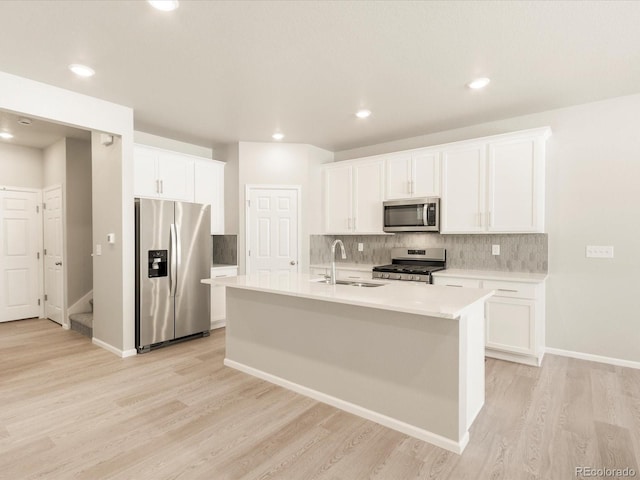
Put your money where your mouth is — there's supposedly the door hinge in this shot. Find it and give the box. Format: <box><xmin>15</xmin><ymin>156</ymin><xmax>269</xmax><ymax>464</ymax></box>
<box><xmin>42</xmin><ymin>202</ymin><xmax>46</xmax><ymax>210</ymax></box>
<box><xmin>248</xmin><ymin>250</ymin><xmax>251</xmax><ymax>257</ymax></box>
<box><xmin>36</xmin><ymin>205</ymin><xmax>39</xmax><ymax>213</ymax></box>
<box><xmin>37</xmin><ymin>252</ymin><xmax>40</xmax><ymax>259</ymax></box>
<box><xmin>38</xmin><ymin>299</ymin><xmax>41</xmax><ymax>306</ymax></box>
<box><xmin>44</xmin><ymin>248</ymin><xmax>47</xmax><ymax>255</ymax></box>
<box><xmin>247</xmin><ymin>199</ymin><xmax>251</xmax><ymax>208</ymax></box>
<box><xmin>44</xmin><ymin>294</ymin><xmax>48</xmax><ymax>301</ymax></box>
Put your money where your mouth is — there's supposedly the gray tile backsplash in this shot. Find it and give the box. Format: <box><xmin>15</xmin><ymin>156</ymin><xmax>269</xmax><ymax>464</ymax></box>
<box><xmin>212</xmin><ymin>235</ymin><xmax>237</xmax><ymax>265</ymax></box>
<box><xmin>310</xmin><ymin>234</ymin><xmax>548</xmax><ymax>273</ymax></box>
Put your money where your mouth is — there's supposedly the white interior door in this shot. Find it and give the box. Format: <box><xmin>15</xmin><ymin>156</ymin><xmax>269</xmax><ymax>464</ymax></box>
<box><xmin>247</xmin><ymin>187</ymin><xmax>299</xmax><ymax>275</ymax></box>
<box><xmin>43</xmin><ymin>187</ymin><xmax>64</xmax><ymax>324</ymax></box>
<box><xmin>0</xmin><ymin>189</ymin><xmax>41</xmax><ymax>322</ymax></box>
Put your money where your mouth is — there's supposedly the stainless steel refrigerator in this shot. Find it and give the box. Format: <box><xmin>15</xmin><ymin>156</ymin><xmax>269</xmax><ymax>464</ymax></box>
<box><xmin>135</xmin><ymin>198</ymin><xmax>211</xmax><ymax>353</ymax></box>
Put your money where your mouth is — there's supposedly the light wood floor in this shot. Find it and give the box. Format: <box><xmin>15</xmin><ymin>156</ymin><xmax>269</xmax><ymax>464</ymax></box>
<box><xmin>1</xmin><ymin>319</ymin><xmax>639</xmax><ymax>479</ymax></box>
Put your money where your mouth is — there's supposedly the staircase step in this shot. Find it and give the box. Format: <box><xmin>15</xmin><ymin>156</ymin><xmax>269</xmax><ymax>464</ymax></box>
<box><xmin>69</xmin><ymin>312</ymin><xmax>93</xmax><ymax>338</ymax></box>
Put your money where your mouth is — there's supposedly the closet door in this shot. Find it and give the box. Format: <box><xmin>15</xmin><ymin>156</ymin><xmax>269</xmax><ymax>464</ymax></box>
<box><xmin>0</xmin><ymin>189</ymin><xmax>41</xmax><ymax>322</ymax></box>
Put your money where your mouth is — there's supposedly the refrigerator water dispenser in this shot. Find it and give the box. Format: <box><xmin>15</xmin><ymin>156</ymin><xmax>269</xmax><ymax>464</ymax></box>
<box><xmin>148</xmin><ymin>250</ymin><xmax>168</xmax><ymax>278</ymax></box>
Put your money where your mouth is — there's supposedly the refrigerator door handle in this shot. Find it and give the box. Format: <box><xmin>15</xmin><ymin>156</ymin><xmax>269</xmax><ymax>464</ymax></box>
<box><xmin>170</xmin><ymin>223</ymin><xmax>178</xmax><ymax>297</ymax></box>
<box><xmin>175</xmin><ymin>222</ymin><xmax>181</xmax><ymax>297</ymax></box>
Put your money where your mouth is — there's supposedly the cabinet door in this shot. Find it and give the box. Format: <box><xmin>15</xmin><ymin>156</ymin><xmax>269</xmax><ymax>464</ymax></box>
<box><xmin>412</xmin><ymin>150</ymin><xmax>441</xmax><ymax>197</ymax></box>
<box><xmin>336</xmin><ymin>269</ymin><xmax>371</xmax><ymax>281</ymax></box>
<box><xmin>157</xmin><ymin>151</ymin><xmax>194</xmax><ymax>202</ymax></box>
<box><xmin>440</xmin><ymin>145</ymin><xmax>486</xmax><ymax>233</ymax></box>
<box><xmin>485</xmin><ymin>297</ymin><xmax>535</xmax><ymax>355</ymax></box>
<box><xmin>384</xmin><ymin>153</ymin><xmax>411</xmax><ymax>199</ymax></box>
<box><xmin>353</xmin><ymin>160</ymin><xmax>384</xmax><ymax>233</ymax></box>
<box><xmin>133</xmin><ymin>146</ymin><xmax>159</xmax><ymax>198</ymax></box>
<box><xmin>432</xmin><ymin>276</ymin><xmax>482</xmax><ymax>288</ymax></box>
<box><xmin>194</xmin><ymin>160</ymin><xmax>225</xmax><ymax>234</ymax></box>
<box><xmin>210</xmin><ymin>267</ymin><xmax>238</xmax><ymax>324</ymax></box>
<box><xmin>324</xmin><ymin>165</ymin><xmax>353</xmax><ymax>233</ymax></box>
<box><xmin>488</xmin><ymin>137</ymin><xmax>543</xmax><ymax>232</ymax></box>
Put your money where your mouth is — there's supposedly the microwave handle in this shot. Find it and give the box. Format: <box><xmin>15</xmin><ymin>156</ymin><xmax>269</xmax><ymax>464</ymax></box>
<box><xmin>422</xmin><ymin>204</ymin><xmax>428</xmax><ymax>226</ymax></box>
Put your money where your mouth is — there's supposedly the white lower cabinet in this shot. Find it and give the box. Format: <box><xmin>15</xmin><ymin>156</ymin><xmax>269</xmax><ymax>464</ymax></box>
<box><xmin>210</xmin><ymin>266</ymin><xmax>238</xmax><ymax>329</ymax></box>
<box><xmin>433</xmin><ymin>274</ymin><xmax>545</xmax><ymax>366</ymax></box>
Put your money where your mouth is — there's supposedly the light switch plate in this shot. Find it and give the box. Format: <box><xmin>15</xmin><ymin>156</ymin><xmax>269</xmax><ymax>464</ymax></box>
<box><xmin>358</xmin><ymin>243</ymin><xmax>364</xmax><ymax>252</ymax></box>
<box><xmin>492</xmin><ymin>244</ymin><xmax>500</xmax><ymax>256</ymax></box>
<box><xmin>95</xmin><ymin>244</ymin><xmax>102</xmax><ymax>256</ymax></box>
<box><xmin>586</xmin><ymin>245</ymin><xmax>614</xmax><ymax>258</ymax></box>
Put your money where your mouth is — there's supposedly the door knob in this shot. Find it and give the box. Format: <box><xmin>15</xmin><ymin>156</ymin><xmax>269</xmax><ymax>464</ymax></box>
<box><xmin>290</xmin><ymin>261</ymin><xmax>296</xmax><ymax>266</ymax></box>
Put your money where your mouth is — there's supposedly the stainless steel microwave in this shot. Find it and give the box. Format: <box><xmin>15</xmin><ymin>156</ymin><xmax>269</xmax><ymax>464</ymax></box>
<box><xmin>383</xmin><ymin>197</ymin><xmax>440</xmax><ymax>232</ymax></box>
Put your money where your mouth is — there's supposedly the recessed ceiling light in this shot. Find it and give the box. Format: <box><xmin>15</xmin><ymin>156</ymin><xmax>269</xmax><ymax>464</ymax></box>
<box><xmin>355</xmin><ymin>109</ymin><xmax>372</xmax><ymax>119</ymax></box>
<box><xmin>18</xmin><ymin>117</ymin><xmax>32</xmax><ymax>126</ymax></box>
<box><xmin>148</xmin><ymin>0</ymin><xmax>179</xmax><ymax>11</ymax></box>
<box><xmin>69</xmin><ymin>64</ymin><xmax>95</xmax><ymax>78</ymax></box>
<box><xmin>272</xmin><ymin>132</ymin><xmax>284</xmax><ymax>141</ymax></box>
<box><xmin>0</xmin><ymin>132</ymin><xmax>14</xmax><ymax>140</ymax></box>
<box><xmin>467</xmin><ymin>77</ymin><xmax>491</xmax><ymax>89</ymax></box>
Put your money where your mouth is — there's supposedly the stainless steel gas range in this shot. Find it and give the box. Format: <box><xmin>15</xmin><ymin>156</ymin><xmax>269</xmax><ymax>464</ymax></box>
<box><xmin>372</xmin><ymin>247</ymin><xmax>446</xmax><ymax>283</ymax></box>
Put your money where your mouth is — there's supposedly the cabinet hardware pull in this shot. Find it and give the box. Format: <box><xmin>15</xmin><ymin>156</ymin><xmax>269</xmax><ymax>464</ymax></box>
<box><xmin>407</xmin><ymin>180</ymin><xmax>411</xmax><ymax>194</ymax></box>
<box><xmin>353</xmin><ymin>217</ymin><xmax>357</xmax><ymax>230</ymax></box>
<box><xmin>348</xmin><ymin>276</ymin><xmax>360</xmax><ymax>279</ymax></box>
<box><xmin>497</xmin><ymin>288</ymin><xmax>518</xmax><ymax>293</ymax></box>
<box><xmin>214</xmin><ymin>275</ymin><xmax>228</xmax><ymax>278</ymax></box>
<box><xmin>156</xmin><ymin>179</ymin><xmax>160</xmax><ymax>193</ymax></box>
<box><xmin>446</xmin><ymin>284</ymin><xmax>463</xmax><ymax>287</ymax></box>
<box><xmin>347</xmin><ymin>218</ymin><xmax>351</xmax><ymax>229</ymax></box>
<box><xmin>160</xmin><ymin>179</ymin><xmax>164</xmax><ymax>193</ymax></box>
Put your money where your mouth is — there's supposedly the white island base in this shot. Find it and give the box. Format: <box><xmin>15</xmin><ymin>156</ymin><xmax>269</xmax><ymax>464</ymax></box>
<box><xmin>218</xmin><ymin>275</ymin><xmax>491</xmax><ymax>454</ymax></box>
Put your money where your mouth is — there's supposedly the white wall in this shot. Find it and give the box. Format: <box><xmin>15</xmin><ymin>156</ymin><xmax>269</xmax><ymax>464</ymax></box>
<box><xmin>65</xmin><ymin>138</ymin><xmax>92</xmax><ymax>306</ymax></box>
<box><xmin>0</xmin><ymin>143</ymin><xmax>43</xmax><ymax>188</ymax></box>
<box><xmin>0</xmin><ymin>70</ymin><xmax>135</xmax><ymax>357</ymax></box>
<box><xmin>43</xmin><ymin>138</ymin><xmax>65</xmax><ymax>187</ymax></box>
<box><xmin>237</xmin><ymin>142</ymin><xmax>333</xmax><ymax>274</ymax></box>
<box><xmin>334</xmin><ymin>93</ymin><xmax>640</xmax><ymax>364</ymax></box>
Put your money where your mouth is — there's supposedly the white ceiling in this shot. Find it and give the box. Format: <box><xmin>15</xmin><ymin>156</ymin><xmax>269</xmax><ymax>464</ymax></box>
<box><xmin>0</xmin><ymin>1</ymin><xmax>639</xmax><ymax>152</ymax></box>
<box><xmin>0</xmin><ymin>110</ymin><xmax>90</xmax><ymax>149</ymax></box>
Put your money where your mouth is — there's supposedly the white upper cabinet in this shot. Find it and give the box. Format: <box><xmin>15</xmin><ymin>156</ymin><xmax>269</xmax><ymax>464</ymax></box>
<box><xmin>353</xmin><ymin>160</ymin><xmax>384</xmax><ymax>233</ymax></box>
<box><xmin>324</xmin><ymin>164</ymin><xmax>353</xmax><ymax>234</ymax></box>
<box><xmin>385</xmin><ymin>149</ymin><xmax>440</xmax><ymax>200</ymax></box>
<box><xmin>440</xmin><ymin>144</ymin><xmax>486</xmax><ymax>233</ymax></box>
<box><xmin>194</xmin><ymin>159</ymin><xmax>225</xmax><ymax>235</ymax></box>
<box><xmin>323</xmin><ymin>159</ymin><xmax>384</xmax><ymax>234</ymax></box>
<box><xmin>133</xmin><ymin>145</ymin><xmax>194</xmax><ymax>202</ymax></box>
<box><xmin>487</xmin><ymin>135</ymin><xmax>545</xmax><ymax>232</ymax></box>
<box><xmin>440</xmin><ymin>128</ymin><xmax>550</xmax><ymax>234</ymax></box>
<box><xmin>134</xmin><ymin>144</ymin><xmax>226</xmax><ymax>234</ymax></box>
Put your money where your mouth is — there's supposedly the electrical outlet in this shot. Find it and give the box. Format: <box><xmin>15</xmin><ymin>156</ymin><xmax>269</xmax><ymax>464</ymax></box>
<box><xmin>358</xmin><ymin>243</ymin><xmax>364</xmax><ymax>252</ymax></box>
<box><xmin>586</xmin><ymin>245</ymin><xmax>614</xmax><ymax>258</ymax></box>
<box><xmin>492</xmin><ymin>244</ymin><xmax>500</xmax><ymax>256</ymax></box>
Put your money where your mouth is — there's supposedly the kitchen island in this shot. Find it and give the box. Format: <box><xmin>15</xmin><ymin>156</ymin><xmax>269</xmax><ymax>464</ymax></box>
<box><xmin>206</xmin><ymin>273</ymin><xmax>493</xmax><ymax>454</ymax></box>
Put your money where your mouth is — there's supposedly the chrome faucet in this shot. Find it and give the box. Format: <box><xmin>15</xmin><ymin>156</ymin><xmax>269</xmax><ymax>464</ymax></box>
<box><xmin>329</xmin><ymin>239</ymin><xmax>347</xmax><ymax>284</ymax></box>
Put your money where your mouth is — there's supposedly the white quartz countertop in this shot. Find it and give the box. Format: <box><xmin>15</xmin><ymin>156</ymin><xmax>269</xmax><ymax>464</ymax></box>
<box><xmin>309</xmin><ymin>263</ymin><xmax>375</xmax><ymax>272</ymax></box>
<box><xmin>432</xmin><ymin>269</ymin><xmax>548</xmax><ymax>283</ymax></box>
<box><xmin>207</xmin><ymin>273</ymin><xmax>493</xmax><ymax>319</ymax></box>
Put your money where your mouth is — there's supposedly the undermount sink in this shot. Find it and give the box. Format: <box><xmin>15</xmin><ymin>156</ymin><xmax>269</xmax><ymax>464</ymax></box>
<box><xmin>312</xmin><ymin>279</ymin><xmax>385</xmax><ymax>288</ymax></box>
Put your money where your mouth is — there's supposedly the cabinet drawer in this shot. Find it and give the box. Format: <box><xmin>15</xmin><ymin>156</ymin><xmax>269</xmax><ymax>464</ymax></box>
<box><xmin>482</xmin><ymin>280</ymin><xmax>536</xmax><ymax>299</ymax></box>
<box><xmin>337</xmin><ymin>269</ymin><xmax>372</xmax><ymax>281</ymax></box>
<box><xmin>211</xmin><ymin>267</ymin><xmax>238</xmax><ymax>278</ymax></box>
<box><xmin>433</xmin><ymin>277</ymin><xmax>481</xmax><ymax>289</ymax></box>
<box><xmin>310</xmin><ymin>268</ymin><xmax>328</xmax><ymax>278</ymax></box>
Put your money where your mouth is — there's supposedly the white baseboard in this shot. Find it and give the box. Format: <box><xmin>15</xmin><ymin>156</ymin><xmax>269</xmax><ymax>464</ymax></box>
<box><xmin>92</xmin><ymin>337</ymin><xmax>137</xmax><ymax>358</ymax></box>
<box><xmin>210</xmin><ymin>319</ymin><xmax>226</xmax><ymax>330</ymax></box>
<box><xmin>546</xmin><ymin>347</ymin><xmax>640</xmax><ymax>370</ymax></box>
<box><xmin>486</xmin><ymin>349</ymin><xmax>543</xmax><ymax>367</ymax></box>
<box><xmin>224</xmin><ymin>358</ymin><xmax>467</xmax><ymax>454</ymax></box>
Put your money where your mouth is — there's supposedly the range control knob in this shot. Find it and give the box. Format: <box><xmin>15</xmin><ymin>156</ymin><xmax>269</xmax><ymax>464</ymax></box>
<box><xmin>393</xmin><ymin>274</ymin><xmax>402</xmax><ymax>280</ymax></box>
<box><xmin>412</xmin><ymin>275</ymin><xmax>420</xmax><ymax>281</ymax></box>
<box><xmin>382</xmin><ymin>273</ymin><xmax>390</xmax><ymax>279</ymax></box>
